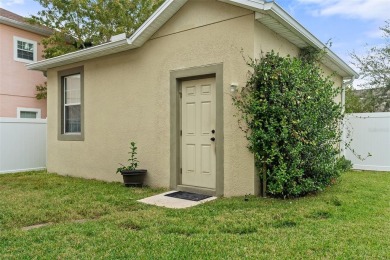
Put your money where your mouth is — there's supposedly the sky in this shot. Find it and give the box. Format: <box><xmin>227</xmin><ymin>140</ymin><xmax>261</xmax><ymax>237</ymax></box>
<box><xmin>1</xmin><ymin>0</ymin><xmax>389</xmax><ymax>86</ymax></box>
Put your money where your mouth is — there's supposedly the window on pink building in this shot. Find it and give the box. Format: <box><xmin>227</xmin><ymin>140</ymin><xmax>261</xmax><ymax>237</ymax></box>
<box><xmin>13</xmin><ymin>36</ymin><xmax>37</xmax><ymax>63</ymax></box>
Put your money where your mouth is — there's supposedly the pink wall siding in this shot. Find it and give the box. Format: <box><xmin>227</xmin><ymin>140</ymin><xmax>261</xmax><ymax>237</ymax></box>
<box><xmin>0</xmin><ymin>23</ymin><xmax>47</xmax><ymax>118</ymax></box>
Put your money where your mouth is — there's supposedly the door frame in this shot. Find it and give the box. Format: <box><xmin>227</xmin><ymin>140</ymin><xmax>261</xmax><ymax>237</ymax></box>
<box><xmin>170</xmin><ymin>63</ymin><xmax>224</xmax><ymax>196</ymax></box>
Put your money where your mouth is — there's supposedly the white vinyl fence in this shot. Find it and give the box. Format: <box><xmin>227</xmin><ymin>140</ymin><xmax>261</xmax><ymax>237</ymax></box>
<box><xmin>344</xmin><ymin>113</ymin><xmax>390</xmax><ymax>171</ymax></box>
<box><xmin>0</xmin><ymin>118</ymin><xmax>47</xmax><ymax>174</ymax></box>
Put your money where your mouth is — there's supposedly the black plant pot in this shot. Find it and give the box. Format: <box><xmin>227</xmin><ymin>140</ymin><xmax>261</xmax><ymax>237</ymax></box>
<box><xmin>120</xmin><ymin>169</ymin><xmax>147</xmax><ymax>187</ymax></box>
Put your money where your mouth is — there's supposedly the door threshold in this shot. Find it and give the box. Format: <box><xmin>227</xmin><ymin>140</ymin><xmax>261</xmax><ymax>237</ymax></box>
<box><xmin>177</xmin><ymin>185</ymin><xmax>216</xmax><ymax>196</ymax></box>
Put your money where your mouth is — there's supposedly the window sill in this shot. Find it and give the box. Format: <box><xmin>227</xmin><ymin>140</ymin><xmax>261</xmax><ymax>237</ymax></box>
<box><xmin>14</xmin><ymin>58</ymin><xmax>36</xmax><ymax>64</ymax></box>
<box><xmin>58</xmin><ymin>133</ymin><xmax>84</xmax><ymax>141</ymax></box>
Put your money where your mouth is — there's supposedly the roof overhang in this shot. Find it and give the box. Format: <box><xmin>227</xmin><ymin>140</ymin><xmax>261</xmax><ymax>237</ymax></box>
<box><xmin>0</xmin><ymin>16</ymin><xmax>52</xmax><ymax>36</ymax></box>
<box><xmin>27</xmin><ymin>0</ymin><xmax>187</xmax><ymax>71</ymax></box>
<box><xmin>27</xmin><ymin>0</ymin><xmax>358</xmax><ymax>78</ymax></box>
<box><xmin>256</xmin><ymin>1</ymin><xmax>358</xmax><ymax>78</ymax></box>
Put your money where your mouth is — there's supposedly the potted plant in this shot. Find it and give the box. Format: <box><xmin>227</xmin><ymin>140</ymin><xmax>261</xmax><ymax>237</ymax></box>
<box><xmin>116</xmin><ymin>141</ymin><xmax>147</xmax><ymax>187</ymax></box>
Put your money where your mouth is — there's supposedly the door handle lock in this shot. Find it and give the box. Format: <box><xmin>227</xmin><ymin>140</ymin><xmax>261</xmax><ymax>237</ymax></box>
<box><xmin>210</xmin><ymin>137</ymin><xmax>215</xmax><ymax>142</ymax></box>
<box><xmin>211</xmin><ymin>129</ymin><xmax>215</xmax><ymax>134</ymax></box>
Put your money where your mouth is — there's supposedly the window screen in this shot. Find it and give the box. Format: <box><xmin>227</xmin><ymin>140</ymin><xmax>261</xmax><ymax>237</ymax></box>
<box><xmin>17</xmin><ymin>40</ymin><xmax>34</xmax><ymax>61</ymax></box>
<box><xmin>20</xmin><ymin>111</ymin><xmax>37</xmax><ymax>118</ymax></box>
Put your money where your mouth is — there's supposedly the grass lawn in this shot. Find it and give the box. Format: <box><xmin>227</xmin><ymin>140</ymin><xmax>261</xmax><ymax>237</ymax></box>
<box><xmin>0</xmin><ymin>171</ymin><xmax>389</xmax><ymax>259</ymax></box>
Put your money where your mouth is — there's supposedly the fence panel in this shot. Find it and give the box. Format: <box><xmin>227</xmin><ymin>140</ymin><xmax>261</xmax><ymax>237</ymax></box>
<box><xmin>0</xmin><ymin>118</ymin><xmax>47</xmax><ymax>174</ymax></box>
<box><xmin>344</xmin><ymin>113</ymin><xmax>390</xmax><ymax>171</ymax></box>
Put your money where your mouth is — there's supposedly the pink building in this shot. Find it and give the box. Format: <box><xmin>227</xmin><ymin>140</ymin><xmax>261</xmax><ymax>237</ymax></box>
<box><xmin>0</xmin><ymin>8</ymin><xmax>50</xmax><ymax>119</ymax></box>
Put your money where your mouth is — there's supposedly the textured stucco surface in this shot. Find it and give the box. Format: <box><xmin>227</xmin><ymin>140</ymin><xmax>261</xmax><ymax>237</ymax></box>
<box><xmin>254</xmin><ymin>20</ymin><xmax>300</xmax><ymax>59</ymax></box>
<box><xmin>0</xmin><ymin>24</ymin><xmax>47</xmax><ymax>118</ymax></box>
<box><xmin>45</xmin><ymin>0</ymin><xmax>344</xmax><ymax>197</ymax></box>
<box><xmin>254</xmin><ymin>20</ymin><xmax>343</xmax><ymax>102</ymax></box>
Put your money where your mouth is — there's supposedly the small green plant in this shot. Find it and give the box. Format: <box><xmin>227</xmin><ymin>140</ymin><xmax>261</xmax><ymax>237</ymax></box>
<box><xmin>116</xmin><ymin>141</ymin><xmax>139</xmax><ymax>173</ymax></box>
<box><xmin>336</xmin><ymin>156</ymin><xmax>353</xmax><ymax>172</ymax></box>
<box><xmin>35</xmin><ymin>82</ymin><xmax>47</xmax><ymax>100</ymax></box>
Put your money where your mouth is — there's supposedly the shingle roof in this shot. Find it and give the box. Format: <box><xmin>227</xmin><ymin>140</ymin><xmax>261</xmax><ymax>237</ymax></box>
<box><xmin>0</xmin><ymin>8</ymin><xmax>28</xmax><ymax>23</ymax></box>
<box><xmin>0</xmin><ymin>8</ymin><xmax>52</xmax><ymax>36</ymax></box>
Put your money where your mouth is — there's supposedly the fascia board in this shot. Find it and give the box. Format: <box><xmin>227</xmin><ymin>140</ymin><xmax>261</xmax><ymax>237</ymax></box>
<box><xmin>128</xmin><ymin>0</ymin><xmax>188</xmax><ymax>46</ymax></box>
<box><xmin>0</xmin><ymin>16</ymin><xmax>52</xmax><ymax>36</ymax></box>
<box><xmin>26</xmin><ymin>39</ymin><xmax>129</xmax><ymax>71</ymax></box>
<box><xmin>27</xmin><ymin>0</ymin><xmax>358</xmax><ymax>78</ymax></box>
<box><xmin>218</xmin><ymin>0</ymin><xmax>265</xmax><ymax>11</ymax></box>
<box><xmin>28</xmin><ymin>0</ymin><xmax>188</xmax><ymax>71</ymax></box>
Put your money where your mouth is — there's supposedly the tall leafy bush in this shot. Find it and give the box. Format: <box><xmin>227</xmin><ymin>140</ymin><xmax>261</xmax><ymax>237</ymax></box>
<box><xmin>233</xmin><ymin>50</ymin><xmax>345</xmax><ymax>198</ymax></box>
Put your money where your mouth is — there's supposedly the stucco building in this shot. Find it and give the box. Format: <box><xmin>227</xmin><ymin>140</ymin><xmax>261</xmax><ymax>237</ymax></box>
<box><xmin>28</xmin><ymin>0</ymin><xmax>358</xmax><ymax>196</ymax></box>
<box><xmin>0</xmin><ymin>8</ymin><xmax>50</xmax><ymax>119</ymax></box>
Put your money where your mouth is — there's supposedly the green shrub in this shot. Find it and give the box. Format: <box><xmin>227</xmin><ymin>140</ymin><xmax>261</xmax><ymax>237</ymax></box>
<box><xmin>233</xmin><ymin>50</ymin><xmax>346</xmax><ymax>198</ymax></box>
<box><xmin>336</xmin><ymin>156</ymin><xmax>353</xmax><ymax>172</ymax></box>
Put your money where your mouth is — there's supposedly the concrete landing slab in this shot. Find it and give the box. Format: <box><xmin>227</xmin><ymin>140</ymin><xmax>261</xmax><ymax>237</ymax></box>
<box><xmin>138</xmin><ymin>191</ymin><xmax>217</xmax><ymax>209</ymax></box>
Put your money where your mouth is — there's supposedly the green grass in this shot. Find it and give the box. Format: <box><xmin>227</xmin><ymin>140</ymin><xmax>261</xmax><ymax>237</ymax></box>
<box><xmin>0</xmin><ymin>171</ymin><xmax>389</xmax><ymax>259</ymax></box>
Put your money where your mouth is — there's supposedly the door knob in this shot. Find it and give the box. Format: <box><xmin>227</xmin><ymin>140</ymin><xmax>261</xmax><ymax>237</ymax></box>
<box><xmin>210</xmin><ymin>137</ymin><xmax>215</xmax><ymax>142</ymax></box>
<box><xmin>211</xmin><ymin>129</ymin><xmax>215</xmax><ymax>134</ymax></box>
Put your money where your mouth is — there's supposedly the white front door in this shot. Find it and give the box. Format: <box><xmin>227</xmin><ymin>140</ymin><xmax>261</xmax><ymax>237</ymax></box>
<box><xmin>181</xmin><ymin>77</ymin><xmax>216</xmax><ymax>189</ymax></box>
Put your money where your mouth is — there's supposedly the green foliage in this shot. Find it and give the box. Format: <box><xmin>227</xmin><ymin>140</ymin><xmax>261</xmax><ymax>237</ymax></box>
<box><xmin>345</xmin><ymin>85</ymin><xmax>390</xmax><ymax>113</ymax></box>
<box><xmin>233</xmin><ymin>50</ymin><xmax>345</xmax><ymax>198</ymax></box>
<box><xmin>116</xmin><ymin>141</ymin><xmax>139</xmax><ymax>173</ymax></box>
<box><xmin>348</xmin><ymin>20</ymin><xmax>390</xmax><ymax>112</ymax></box>
<box><xmin>299</xmin><ymin>46</ymin><xmax>326</xmax><ymax>64</ymax></box>
<box><xmin>29</xmin><ymin>0</ymin><xmax>163</xmax><ymax>58</ymax></box>
<box><xmin>336</xmin><ymin>156</ymin><xmax>353</xmax><ymax>172</ymax></box>
<box><xmin>35</xmin><ymin>81</ymin><xmax>47</xmax><ymax>100</ymax></box>
<box><xmin>345</xmin><ymin>86</ymin><xmax>365</xmax><ymax>113</ymax></box>
<box><xmin>351</xmin><ymin>20</ymin><xmax>390</xmax><ymax>90</ymax></box>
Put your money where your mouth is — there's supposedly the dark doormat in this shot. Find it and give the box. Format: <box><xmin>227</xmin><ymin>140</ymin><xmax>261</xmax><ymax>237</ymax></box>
<box><xmin>165</xmin><ymin>191</ymin><xmax>212</xmax><ymax>201</ymax></box>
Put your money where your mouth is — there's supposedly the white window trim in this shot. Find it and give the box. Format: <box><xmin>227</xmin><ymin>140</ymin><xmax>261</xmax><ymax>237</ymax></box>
<box><xmin>63</xmin><ymin>75</ymin><xmax>81</xmax><ymax>135</ymax></box>
<box><xmin>13</xmin><ymin>36</ymin><xmax>37</xmax><ymax>63</ymax></box>
<box><xmin>17</xmin><ymin>107</ymin><xmax>41</xmax><ymax>119</ymax></box>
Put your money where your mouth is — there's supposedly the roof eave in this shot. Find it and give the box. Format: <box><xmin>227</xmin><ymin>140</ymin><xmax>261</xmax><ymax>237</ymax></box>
<box><xmin>128</xmin><ymin>0</ymin><xmax>187</xmax><ymax>46</ymax></box>
<box><xmin>27</xmin><ymin>39</ymin><xmax>131</xmax><ymax>71</ymax></box>
<box><xmin>218</xmin><ymin>0</ymin><xmax>265</xmax><ymax>11</ymax></box>
<box><xmin>0</xmin><ymin>16</ymin><xmax>52</xmax><ymax>36</ymax></box>
<box><xmin>261</xmin><ymin>2</ymin><xmax>358</xmax><ymax>78</ymax></box>
<box><xmin>222</xmin><ymin>0</ymin><xmax>357</xmax><ymax>78</ymax></box>
<box><xmin>26</xmin><ymin>0</ymin><xmax>358</xmax><ymax>78</ymax></box>
<box><xmin>27</xmin><ymin>0</ymin><xmax>187</xmax><ymax>72</ymax></box>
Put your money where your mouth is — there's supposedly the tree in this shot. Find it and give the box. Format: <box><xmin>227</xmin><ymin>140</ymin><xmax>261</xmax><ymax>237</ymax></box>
<box><xmin>233</xmin><ymin>50</ymin><xmax>348</xmax><ymax>198</ymax></box>
<box><xmin>30</xmin><ymin>0</ymin><xmax>163</xmax><ymax>59</ymax></box>
<box><xmin>348</xmin><ymin>20</ymin><xmax>390</xmax><ymax>112</ymax></box>
<box><xmin>345</xmin><ymin>84</ymin><xmax>390</xmax><ymax>113</ymax></box>
<box><xmin>345</xmin><ymin>85</ymin><xmax>376</xmax><ymax>113</ymax></box>
<box><xmin>345</xmin><ymin>20</ymin><xmax>390</xmax><ymax>113</ymax></box>
<box><xmin>31</xmin><ymin>0</ymin><xmax>163</xmax><ymax>99</ymax></box>
<box><xmin>352</xmin><ymin>20</ymin><xmax>390</xmax><ymax>89</ymax></box>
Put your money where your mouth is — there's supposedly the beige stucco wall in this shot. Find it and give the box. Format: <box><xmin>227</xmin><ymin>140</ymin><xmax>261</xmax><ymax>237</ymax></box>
<box><xmin>254</xmin><ymin>20</ymin><xmax>300</xmax><ymax>59</ymax></box>
<box><xmin>322</xmin><ymin>64</ymin><xmax>343</xmax><ymax>103</ymax></box>
<box><xmin>0</xmin><ymin>23</ymin><xmax>47</xmax><ymax>118</ymax></box>
<box><xmin>45</xmin><ymin>0</ymin><xmax>345</xmax><ymax>197</ymax></box>
<box><xmin>254</xmin><ymin>20</ymin><xmax>343</xmax><ymax>102</ymax></box>
<box><xmin>47</xmin><ymin>0</ymin><xmax>255</xmax><ymax>197</ymax></box>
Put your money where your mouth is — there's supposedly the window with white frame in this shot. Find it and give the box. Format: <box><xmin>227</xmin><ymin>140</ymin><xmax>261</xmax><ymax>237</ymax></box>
<box><xmin>13</xmin><ymin>36</ymin><xmax>37</xmax><ymax>63</ymax></box>
<box><xmin>64</xmin><ymin>74</ymin><xmax>81</xmax><ymax>133</ymax></box>
<box><xmin>17</xmin><ymin>107</ymin><xmax>41</xmax><ymax>119</ymax></box>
